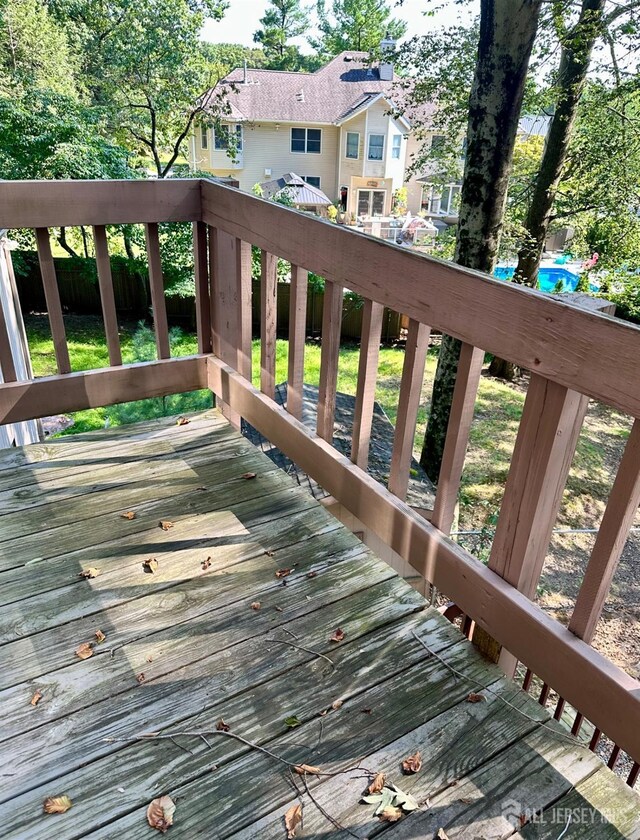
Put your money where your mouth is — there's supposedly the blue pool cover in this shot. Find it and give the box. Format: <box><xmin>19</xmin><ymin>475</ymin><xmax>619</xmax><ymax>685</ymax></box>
<box><xmin>494</xmin><ymin>265</ymin><xmax>587</xmax><ymax>293</ymax></box>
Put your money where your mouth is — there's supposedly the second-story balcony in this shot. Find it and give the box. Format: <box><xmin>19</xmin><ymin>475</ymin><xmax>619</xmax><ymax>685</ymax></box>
<box><xmin>0</xmin><ymin>178</ymin><xmax>639</xmax><ymax>838</ymax></box>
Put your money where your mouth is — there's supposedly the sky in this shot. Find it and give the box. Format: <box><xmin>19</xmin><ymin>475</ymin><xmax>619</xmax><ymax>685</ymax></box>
<box><xmin>201</xmin><ymin>0</ymin><xmax>474</xmax><ymax>50</ymax></box>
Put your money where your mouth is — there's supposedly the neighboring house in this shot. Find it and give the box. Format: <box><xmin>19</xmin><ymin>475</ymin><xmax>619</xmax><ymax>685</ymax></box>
<box><xmin>258</xmin><ymin>172</ymin><xmax>333</xmax><ymax>215</ymax></box>
<box><xmin>192</xmin><ymin>50</ymin><xmax>412</xmax><ymax>219</ymax></box>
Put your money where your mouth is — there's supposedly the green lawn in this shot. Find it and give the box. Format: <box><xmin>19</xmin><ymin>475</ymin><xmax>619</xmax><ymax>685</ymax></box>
<box><xmin>25</xmin><ymin>315</ymin><xmax>629</xmax><ymax>535</ymax></box>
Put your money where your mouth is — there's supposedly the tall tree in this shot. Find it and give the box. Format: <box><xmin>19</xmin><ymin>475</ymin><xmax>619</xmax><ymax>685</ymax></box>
<box><xmin>420</xmin><ymin>0</ymin><xmax>542</xmax><ymax>482</ymax></box>
<box><xmin>253</xmin><ymin>0</ymin><xmax>310</xmax><ymax>70</ymax></box>
<box><xmin>312</xmin><ymin>0</ymin><xmax>407</xmax><ymax>57</ymax></box>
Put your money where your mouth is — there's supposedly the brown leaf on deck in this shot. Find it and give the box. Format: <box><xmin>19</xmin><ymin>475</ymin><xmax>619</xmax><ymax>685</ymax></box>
<box><xmin>361</xmin><ymin>708</ymin><xmax>372</xmax><ymax>715</ymax></box>
<box><xmin>176</xmin><ymin>416</ymin><xmax>190</xmax><ymax>426</ymax></box>
<box><xmin>306</xmin><ymin>571</ymin><xmax>317</xmax><ymax>578</ymax></box>
<box><xmin>275</xmin><ymin>606</ymin><xmax>283</xmax><ymax>612</ymax></box>
<box><xmin>275</xmin><ymin>568</ymin><xmax>291</xmax><ymax>578</ymax></box>
<box><xmin>95</xmin><ymin>629</ymin><xmax>106</xmax><ymax>643</ymax></box>
<box><xmin>466</xmin><ymin>692</ymin><xmax>485</xmax><ymax>703</ymax></box>
<box><xmin>30</xmin><ymin>690</ymin><xmax>43</xmax><ymax>707</ymax></box>
<box><xmin>401</xmin><ymin>751</ymin><xmax>422</xmax><ymax>774</ymax></box>
<box><xmin>265</xmin><ymin>550</ymin><xmax>275</xmax><ymax>557</ymax></box>
<box><xmin>136</xmin><ymin>673</ymin><xmax>146</xmax><ymax>684</ymax></box>
<box><xmin>146</xmin><ymin>795</ymin><xmax>176</xmax><ymax>833</ymax></box>
<box><xmin>437</xmin><ymin>830</ymin><xmax>451</xmax><ymax>839</ymax></box>
<box><xmin>120</xmin><ymin>511</ymin><xmax>136</xmax><ymax>520</ymax></box>
<box><xmin>251</xmin><ymin>602</ymin><xmax>261</xmax><ymax>610</ymax></box>
<box><xmin>143</xmin><ymin>559</ymin><xmax>159</xmax><ymax>574</ymax></box>
<box><xmin>379</xmin><ymin>805</ymin><xmax>403</xmax><ymax>822</ymax></box>
<box><xmin>294</xmin><ymin>764</ymin><xmax>321</xmax><ymax>775</ymax></box>
<box><xmin>43</xmin><ymin>795</ymin><xmax>73</xmax><ymax>814</ymax></box>
<box><xmin>201</xmin><ymin>557</ymin><xmax>212</xmax><ymax>570</ymax></box>
<box><xmin>78</xmin><ymin>567</ymin><xmax>100</xmax><ymax>579</ymax></box>
<box><xmin>331</xmin><ymin>698</ymin><xmax>343</xmax><ymax>710</ymax></box>
<box><xmin>159</xmin><ymin>521</ymin><xmax>174</xmax><ymax>531</ymax></box>
<box><xmin>368</xmin><ymin>772</ymin><xmax>385</xmax><ymax>794</ymax></box>
<box><xmin>216</xmin><ymin>718</ymin><xmax>230</xmax><ymax>732</ymax></box>
<box><xmin>242</xmin><ymin>472</ymin><xmax>257</xmax><ymax>480</ymax></box>
<box><xmin>75</xmin><ymin>642</ymin><xmax>93</xmax><ymax>660</ymax></box>
<box><xmin>284</xmin><ymin>803</ymin><xmax>302</xmax><ymax>838</ymax></box>
<box><xmin>329</xmin><ymin>628</ymin><xmax>345</xmax><ymax>643</ymax></box>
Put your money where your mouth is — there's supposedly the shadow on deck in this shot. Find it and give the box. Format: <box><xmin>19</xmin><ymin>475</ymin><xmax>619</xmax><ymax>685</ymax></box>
<box><xmin>0</xmin><ymin>411</ymin><xmax>637</xmax><ymax>839</ymax></box>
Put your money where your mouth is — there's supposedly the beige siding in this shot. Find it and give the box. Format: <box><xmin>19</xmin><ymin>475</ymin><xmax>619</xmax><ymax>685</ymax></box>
<box><xmin>340</xmin><ymin>113</ymin><xmax>366</xmax><ymax>184</ymax></box>
<box><xmin>363</xmin><ymin>101</ymin><xmax>389</xmax><ymax>179</ymax></box>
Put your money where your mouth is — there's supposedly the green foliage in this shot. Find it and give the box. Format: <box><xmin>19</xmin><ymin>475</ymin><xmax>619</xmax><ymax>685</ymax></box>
<box><xmin>599</xmin><ymin>273</ymin><xmax>640</xmax><ymax>324</ymax></box>
<box><xmin>253</xmin><ymin>0</ymin><xmax>310</xmax><ymax>70</ymax></box>
<box><xmin>311</xmin><ymin>0</ymin><xmax>406</xmax><ymax>57</ymax></box>
<box><xmin>201</xmin><ymin>42</ymin><xmax>268</xmax><ymax>78</ymax></box>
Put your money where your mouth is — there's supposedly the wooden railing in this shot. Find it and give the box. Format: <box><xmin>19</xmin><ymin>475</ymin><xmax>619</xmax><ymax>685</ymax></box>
<box><xmin>1</xmin><ymin>178</ymin><xmax>639</xmax><ymax>786</ymax></box>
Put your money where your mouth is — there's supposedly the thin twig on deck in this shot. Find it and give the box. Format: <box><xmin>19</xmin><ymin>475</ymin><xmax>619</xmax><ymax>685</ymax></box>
<box><xmin>264</xmin><ymin>636</ymin><xmax>335</xmax><ymax>669</ymax></box>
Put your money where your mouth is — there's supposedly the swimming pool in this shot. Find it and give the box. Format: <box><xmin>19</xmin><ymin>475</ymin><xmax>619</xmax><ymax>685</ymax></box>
<box><xmin>494</xmin><ymin>265</ymin><xmax>583</xmax><ymax>293</ymax></box>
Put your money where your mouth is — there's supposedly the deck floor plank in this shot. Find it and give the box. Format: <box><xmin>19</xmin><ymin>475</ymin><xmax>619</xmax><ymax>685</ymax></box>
<box><xmin>0</xmin><ymin>410</ymin><xmax>637</xmax><ymax>840</ymax></box>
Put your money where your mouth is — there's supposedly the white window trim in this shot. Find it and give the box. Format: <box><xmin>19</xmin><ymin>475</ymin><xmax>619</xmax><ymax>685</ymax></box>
<box><xmin>367</xmin><ymin>133</ymin><xmax>385</xmax><ymax>161</ymax></box>
<box><xmin>200</xmin><ymin>124</ymin><xmax>209</xmax><ymax>150</ymax></box>
<box><xmin>391</xmin><ymin>134</ymin><xmax>402</xmax><ymax>160</ymax></box>
<box><xmin>290</xmin><ymin>127</ymin><xmax>322</xmax><ymax>154</ymax></box>
<box><xmin>357</xmin><ymin>188</ymin><xmax>387</xmax><ymax>216</ymax></box>
<box><xmin>345</xmin><ymin>131</ymin><xmax>360</xmax><ymax>160</ymax></box>
<box><xmin>213</xmin><ymin>123</ymin><xmax>243</xmax><ymax>152</ymax></box>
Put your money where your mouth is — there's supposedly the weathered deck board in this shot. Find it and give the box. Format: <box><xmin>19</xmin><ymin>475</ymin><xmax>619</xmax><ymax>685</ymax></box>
<box><xmin>0</xmin><ymin>411</ymin><xmax>637</xmax><ymax>840</ymax></box>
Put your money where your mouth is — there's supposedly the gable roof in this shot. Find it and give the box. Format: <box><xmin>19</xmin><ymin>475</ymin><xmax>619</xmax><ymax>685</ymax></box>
<box><xmin>202</xmin><ymin>52</ymin><xmax>410</xmax><ymax>127</ymax></box>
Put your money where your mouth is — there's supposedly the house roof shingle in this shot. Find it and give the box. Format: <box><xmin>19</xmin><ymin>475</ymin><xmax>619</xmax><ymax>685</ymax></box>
<box><xmin>203</xmin><ymin>52</ymin><xmax>407</xmax><ymax>125</ymax></box>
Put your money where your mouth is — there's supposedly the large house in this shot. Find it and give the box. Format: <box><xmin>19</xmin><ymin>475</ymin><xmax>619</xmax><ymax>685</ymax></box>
<box><xmin>191</xmin><ymin>51</ymin><xmax>415</xmax><ymax>219</ymax></box>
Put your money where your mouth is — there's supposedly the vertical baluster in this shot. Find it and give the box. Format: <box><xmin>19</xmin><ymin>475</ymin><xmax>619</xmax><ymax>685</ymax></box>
<box><xmin>627</xmin><ymin>762</ymin><xmax>640</xmax><ymax>788</ymax></box>
<box><xmin>538</xmin><ymin>682</ymin><xmax>551</xmax><ymax>706</ymax></box>
<box><xmin>287</xmin><ymin>264</ymin><xmax>308</xmax><ymax>419</ymax></box>
<box><xmin>553</xmin><ymin>697</ymin><xmax>566</xmax><ymax>721</ymax></box>
<box><xmin>0</xmin><ymin>290</ymin><xmax>17</xmax><ymax>382</ymax></box>
<box><xmin>193</xmin><ymin>221</ymin><xmax>211</xmax><ymax>354</ymax></box>
<box><xmin>35</xmin><ymin>228</ymin><xmax>70</xmax><ymax>374</ymax></box>
<box><xmin>431</xmin><ymin>343</ymin><xmax>484</xmax><ymax>533</ymax></box>
<box><xmin>316</xmin><ymin>280</ymin><xmax>343</xmax><ymax>442</ymax></box>
<box><xmin>352</xmin><ymin>299</ymin><xmax>384</xmax><ymax>469</ymax></box>
<box><xmin>260</xmin><ymin>250</ymin><xmax>277</xmax><ymax>399</ymax></box>
<box><xmin>589</xmin><ymin>729</ymin><xmax>602</xmax><ymax>751</ymax></box>
<box><xmin>144</xmin><ymin>223</ymin><xmax>170</xmax><ymax>360</ymax></box>
<box><xmin>571</xmin><ymin>712</ymin><xmax>584</xmax><ymax>737</ymax></box>
<box><xmin>522</xmin><ymin>669</ymin><xmax>533</xmax><ymax>693</ymax></box>
<box><xmin>236</xmin><ymin>240</ymin><xmax>252</xmax><ymax>381</ymax></box>
<box><xmin>388</xmin><ymin>318</ymin><xmax>431</xmax><ymax>500</ymax></box>
<box><xmin>570</xmin><ymin>419</ymin><xmax>640</xmax><ymax>643</ymax></box>
<box><xmin>92</xmin><ymin>225</ymin><xmax>122</xmax><ymax>367</ymax></box>
<box><xmin>210</xmin><ymin>227</ymin><xmax>241</xmax><ymax>428</ymax></box>
<box><xmin>608</xmin><ymin>745</ymin><xmax>621</xmax><ymax>770</ymax></box>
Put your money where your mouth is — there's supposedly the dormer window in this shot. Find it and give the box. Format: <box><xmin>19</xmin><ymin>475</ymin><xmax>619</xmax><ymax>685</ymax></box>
<box><xmin>291</xmin><ymin>128</ymin><xmax>321</xmax><ymax>154</ymax></box>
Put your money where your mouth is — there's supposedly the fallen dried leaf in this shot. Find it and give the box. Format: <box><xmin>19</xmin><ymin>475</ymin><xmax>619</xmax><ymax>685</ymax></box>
<box><xmin>120</xmin><ymin>511</ymin><xmax>136</xmax><ymax>520</ymax></box>
<box><xmin>466</xmin><ymin>692</ymin><xmax>485</xmax><ymax>703</ymax></box>
<box><xmin>147</xmin><ymin>794</ymin><xmax>176</xmax><ymax>833</ymax></box>
<box><xmin>274</xmin><ymin>606</ymin><xmax>283</xmax><ymax>612</ymax></box>
<box><xmin>242</xmin><ymin>472</ymin><xmax>257</xmax><ymax>480</ymax></box>
<box><xmin>176</xmin><ymin>416</ymin><xmax>190</xmax><ymax>426</ymax></box>
<box><xmin>30</xmin><ymin>690</ymin><xmax>43</xmax><ymax>707</ymax></box>
<box><xmin>402</xmin><ymin>751</ymin><xmax>422</xmax><ymax>774</ymax></box>
<box><xmin>43</xmin><ymin>795</ymin><xmax>73</xmax><ymax>814</ymax></box>
<box><xmin>331</xmin><ymin>698</ymin><xmax>343</xmax><ymax>710</ymax></box>
<box><xmin>142</xmin><ymin>559</ymin><xmax>159</xmax><ymax>574</ymax></box>
<box><xmin>146</xmin><ymin>655</ymin><xmax>153</xmax><ymax>663</ymax></box>
<box><xmin>250</xmin><ymin>602</ymin><xmax>261</xmax><ymax>611</ymax></box>
<box><xmin>136</xmin><ymin>673</ymin><xmax>145</xmax><ymax>684</ymax></box>
<box><xmin>95</xmin><ymin>629</ymin><xmax>106</xmax><ymax>643</ymax></box>
<box><xmin>159</xmin><ymin>520</ymin><xmax>174</xmax><ymax>531</ymax></box>
<box><xmin>284</xmin><ymin>715</ymin><xmax>301</xmax><ymax>728</ymax></box>
<box><xmin>379</xmin><ymin>805</ymin><xmax>403</xmax><ymax>823</ymax></box>
<box><xmin>78</xmin><ymin>567</ymin><xmax>100</xmax><ymax>579</ymax></box>
<box><xmin>216</xmin><ymin>718</ymin><xmax>230</xmax><ymax>732</ymax></box>
<box><xmin>368</xmin><ymin>772</ymin><xmax>386</xmax><ymax>794</ymax></box>
<box><xmin>329</xmin><ymin>628</ymin><xmax>345</xmax><ymax>643</ymax></box>
<box><xmin>275</xmin><ymin>568</ymin><xmax>291</xmax><ymax>578</ymax></box>
<box><xmin>265</xmin><ymin>550</ymin><xmax>275</xmax><ymax>557</ymax></box>
<box><xmin>294</xmin><ymin>764</ymin><xmax>321</xmax><ymax>775</ymax></box>
<box><xmin>437</xmin><ymin>830</ymin><xmax>451</xmax><ymax>840</ymax></box>
<box><xmin>306</xmin><ymin>571</ymin><xmax>317</xmax><ymax>578</ymax></box>
<box><xmin>201</xmin><ymin>557</ymin><xmax>212</xmax><ymax>570</ymax></box>
<box><xmin>284</xmin><ymin>803</ymin><xmax>302</xmax><ymax>838</ymax></box>
<box><xmin>361</xmin><ymin>708</ymin><xmax>372</xmax><ymax>715</ymax></box>
<box><xmin>75</xmin><ymin>642</ymin><xmax>93</xmax><ymax>660</ymax></box>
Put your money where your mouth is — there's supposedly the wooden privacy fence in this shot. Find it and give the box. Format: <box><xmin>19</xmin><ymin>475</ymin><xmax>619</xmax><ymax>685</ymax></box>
<box><xmin>0</xmin><ymin>178</ymin><xmax>639</xmax><ymax>786</ymax></box>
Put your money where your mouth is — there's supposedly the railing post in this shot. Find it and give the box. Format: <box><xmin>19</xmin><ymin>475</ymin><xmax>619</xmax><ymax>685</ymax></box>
<box><xmin>210</xmin><ymin>226</ymin><xmax>242</xmax><ymax>429</ymax></box>
<box><xmin>93</xmin><ymin>225</ymin><xmax>122</xmax><ymax>367</ymax></box>
<box><xmin>316</xmin><ymin>280</ymin><xmax>344</xmax><ymax>442</ymax></box>
<box><xmin>260</xmin><ymin>250</ymin><xmax>277</xmax><ymax>399</ymax></box>
<box><xmin>193</xmin><ymin>221</ymin><xmax>211</xmax><ymax>355</ymax></box>
<box><xmin>351</xmin><ymin>299</ymin><xmax>384</xmax><ymax>469</ymax></box>
<box><xmin>287</xmin><ymin>265</ymin><xmax>308</xmax><ymax>420</ymax></box>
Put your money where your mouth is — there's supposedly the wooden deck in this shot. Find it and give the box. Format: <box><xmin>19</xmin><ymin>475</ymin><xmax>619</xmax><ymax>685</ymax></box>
<box><xmin>1</xmin><ymin>411</ymin><xmax>638</xmax><ymax>839</ymax></box>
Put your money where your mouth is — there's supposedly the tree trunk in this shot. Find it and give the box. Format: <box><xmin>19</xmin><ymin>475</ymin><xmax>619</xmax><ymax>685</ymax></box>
<box><xmin>513</xmin><ymin>0</ymin><xmax>605</xmax><ymax>287</ymax></box>
<box><xmin>487</xmin><ymin>356</ymin><xmax>516</xmax><ymax>380</ymax></box>
<box><xmin>57</xmin><ymin>227</ymin><xmax>79</xmax><ymax>258</ymax></box>
<box><xmin>420</xmin><ymin>0</ymin><xmax>542</xmax><ymax>483</ymax></box>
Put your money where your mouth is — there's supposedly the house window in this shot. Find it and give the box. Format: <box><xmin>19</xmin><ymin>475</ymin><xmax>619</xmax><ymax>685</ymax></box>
<box><xmin>291</xmin><ymin>127</ymin><xmax>322</xmax><ymax>154</ymax></box>
<box><xmin>200</xmin><ymin>125</ymin><xmax>208</xmax><ymax>150</ymax></box>
<box><xmin>367</xmin><ymin>134</ymin><xmax>385</xmax><ymax>161</ymax></box>
<box><xmin>345</xmin><ymin>132</ymin><xmax>359</xmax><ymax>159</ymax></box>
<box><xmin>302</xmin><ymin>176</ymin><xmax>321</xmax><ymax>188</ymax></box>
<box><xmin>214</xmin><ymin>124</ymin><xmax>243</xmax><ymax>151</ymax></box>
<box><xmin>431</xmin><ymin>134</ymin><xmax>446</xmax><ymax>152</ymax></box>
<box><xmin>357</xmin><ymin>189</ymin><xmax>386</xmax><ymax>216</ymax></box>
<box><xmin>391</xmin><ymin>134</ymin><xmax>402</xmax><ymax>159</ymax></box>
